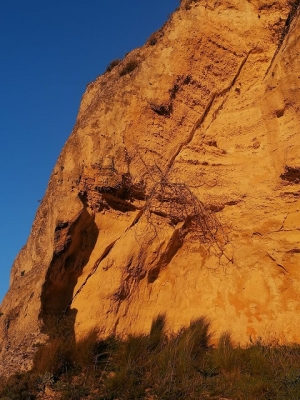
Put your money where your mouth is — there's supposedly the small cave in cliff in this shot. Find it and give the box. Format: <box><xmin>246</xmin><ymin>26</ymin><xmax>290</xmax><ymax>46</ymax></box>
<box><xmin>280</xmin><ymin>166</ymin><xmax>300</xmax><ymax>184</ymax></box>
<box><xmin>91</xmin><ymin>173</ymin><xmax>146</xmax><ymax>213</ymax></box>
<box><xmin>150</xmin><ymin>103</ymin><xmax>172</xmax><ymax>117</ymax></box>
<box><xmin>39</xmin><ymin>207</ymin><xmax>98</xmax><ymax>326</ymax></box>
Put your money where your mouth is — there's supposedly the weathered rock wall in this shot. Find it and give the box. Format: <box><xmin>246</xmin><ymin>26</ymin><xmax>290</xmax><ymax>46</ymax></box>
<box><xmin>1</xmin><ymin>0</ymin><xmax>299</xmax><ymax>376</ymax></box>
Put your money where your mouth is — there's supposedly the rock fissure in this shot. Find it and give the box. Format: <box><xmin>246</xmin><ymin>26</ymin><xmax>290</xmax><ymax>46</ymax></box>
<box><xmin>63</xmin><ymin>238</ymin><xmax>120</xmax><ymax>313</ymax></box>
<box><xmin>147</xmin><ymin>218</ymin><xmax>195</xmax><ymax>284</ymax></box>
<box><xmin>166</xmin><ymin>49</ymin><xmax>253</xmax><ymax>173</ymax></box>
<box><xmin>205</xmin><ymin>49</ymin><xmax>254</xmax><ymax>133</ymax></box>
<box><xmin>264</xmin><ymin>1</ymin><xmax>300</xmax><ymax>78</ymax></box>
<box><xmin>207</xmin><ymin>37</ymin><xmax>245</xmax><ymax>58</ymax></box>
<box><xmin>266</xmin><ymin>252</ymin><xmax>289</xmax><ymax>274</ymax></box>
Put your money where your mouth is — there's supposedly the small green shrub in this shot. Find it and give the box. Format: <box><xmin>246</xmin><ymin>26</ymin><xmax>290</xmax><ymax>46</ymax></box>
<box><xmin>119</xmin><ymin>60</ymin><xmax>139</xmax><ymax>76</ymax></box>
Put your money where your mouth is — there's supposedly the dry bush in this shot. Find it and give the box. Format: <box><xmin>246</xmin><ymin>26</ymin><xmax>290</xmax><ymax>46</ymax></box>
<box><xmin>105</xmin><ymin>58</ymin><xmax>122</xmax><ymax>73</ymax></box>
<box><xmin>133</xmin><ymin>168</ymin><xmax>231</xmax><ymax>269</ymax></box>
<box><xmin>181</xmin><ymin>0</ymin><xmax>200</xmax><ymax>10</ymax></box>
<box><xmin>214</xmin><ymin>332</ymin><xmax>244</xmax><ymax>374</ymax></box>
<box><xmin>147</xmin><ymin>28</ymin><xmax>164</xmax><ymax>46</ymax></box>
<box><xmin>33</xmin><ymin>314</ymin><xmax>75</xmax><ymax>376</ymax></box>
<box><xmin>135</xmin><ymin>153</ymin><xmax>225</xmax><ymax>239</ymax></box>
<box><xmin>33</xmin><ymin>336</ymin><xmax>75</xmax><ymax>376</ymax></box>
<box><xmin>119</xmin><ymin>59</ymin><xmax>139</xmax><ymax>76</ymax></box>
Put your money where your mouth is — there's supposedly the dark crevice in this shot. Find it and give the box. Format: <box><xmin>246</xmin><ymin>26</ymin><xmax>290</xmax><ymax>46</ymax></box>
<box><xmin>79</xmin><ymin>173</ymin><xmax>146</xmax><ymax>214</ymax></box>
<box><xmin>288</xmin><ymin>248</ymin><xmax>300</xmax><ymax>253</ymax></box>
<box><xmin>147</xmin><ymin>220</ymin><xmax>190</xmax><ymax>284</ymax></box>
<box><xmin>280</xmin><ymin>166</ymin><xmax>300</xmax><ymax>184</ymax></box>
<box><xmin>266</xmin><ymin>252</ymin><xmax>289</xmax><ymax>274</ymax></box>
<box><xmin>78</xmin><ymin>190</ymin><xmax>89</xmax><ymax>207</ymax></box>
<box><xmin>264</xmin><ymin>1</ymin><xmax>300</xmax><ymax>78</ymax></box>
<box><xmin>150</xmin><ymin>103</ymin><xmax>172</xmax><ymax>117</ymax></box>
<box><xmin>283</xmin><ymin>1</ymin><xmax>300</xmax><ymax>37</ymax></box>
<box><xmin>55</xmin><ymin>221</ymin><xmax>69</xmax><ymax>232</ymax></box>
<box><xmin>92</xmin><ymin>173</ymin><xmax>146</xmax><ymax>213</ymax></box>
<box><xmin>276</xmin><ymin>109</ymin><xmax>285</xmax><ymax>118</ymax></box>
<box><xmin>64</xmin><ymin>239</ymin><xmax>119</xmax><ymax>311</ymax></box>
<box><xmin>282</xmin><ymin>191</ymin><xmax>300</xmax><ymax>197</ymax></box>
<box><xmin>101</xmin><ymin>194</ymin><xmax>138</xmax><ymax>212</ymax></box>
<box><xmin>148</xmin><ymin>266</ymin><xmax>161</xmax><ymax>284</ymax></box>
<box><xmin>126</xmin><ymin>209</ymin><xmax>144</xmax><ymax>231</ymax></box>
<box><xmin>225</xmin><ymin>200</ymin><xmax>241</xmax><ymax>206</ymax></box>
<box><xmin>39</xmin><ymin>202</ymin><xmax>99</xmax><ymax>326</ymax></box>
<box><xmin>96</xmin><ymin>173</ymin><xmax>145</xmax><ymax>201</ymax></box>
<box><xmin>166</xmin><ymin>50</ymin><xmax>252</xmax><ymax>173</ymax></box>
<box><xmin>150</xmin><ymin>75</ymin><xmax>191</xmax><ymax>118</ymax></box>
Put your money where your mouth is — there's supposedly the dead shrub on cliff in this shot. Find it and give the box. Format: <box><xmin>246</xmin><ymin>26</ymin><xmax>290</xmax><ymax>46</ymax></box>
<box><xmin>105</xmin><ymin>58</ymin><xmax>122</xmax><ymax>73</ymax></box>
<box><xmin>119</xmin><ymin>59</ymin><xmax>139</xmax><ymax>76</ymax></box>
<box><xmin>143</xmin><ymin>177</ymin><xmax>221</xmax><ymax>239</ymax></box>
<box><xmin>133</xmin><ymin>157</ymin><xmax>231</xmax><ymax>267</ymax></box>
<box><xmin>147</xmin><ymin>28</ymin><xmax>164</xmax><ymax>46</ymax></box>
<box><xmin>181</xmin><ymin>0</ymin><xmax>200</xmax><ymax>10</ymax></box>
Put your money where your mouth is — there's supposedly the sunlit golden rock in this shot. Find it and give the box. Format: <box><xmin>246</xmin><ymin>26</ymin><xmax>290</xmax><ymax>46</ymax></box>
<box><xmin>1</xmin><ymin>0</ymin><xmax>300</xmax><ymax>376</ymax></box>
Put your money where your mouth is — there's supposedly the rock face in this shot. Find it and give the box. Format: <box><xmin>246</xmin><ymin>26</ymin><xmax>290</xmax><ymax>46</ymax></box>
<box><xmin>1</xmin><ymin>0</ymin><xmax>300</xmax><ymax>376</ymax></box>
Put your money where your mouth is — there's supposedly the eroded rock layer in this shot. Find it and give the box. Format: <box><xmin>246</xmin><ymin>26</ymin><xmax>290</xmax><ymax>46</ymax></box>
<box><xmin>1</xmin><ymin>0</ymin><xmax>300</xmax><ymax>376</ymax></box>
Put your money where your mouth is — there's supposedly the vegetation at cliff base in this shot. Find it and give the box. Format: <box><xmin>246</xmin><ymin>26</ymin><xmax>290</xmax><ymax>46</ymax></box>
<box><xmin>1</xmin><ymin>316</ymin><xmax>300</xmax><ymax>399</ymax></box>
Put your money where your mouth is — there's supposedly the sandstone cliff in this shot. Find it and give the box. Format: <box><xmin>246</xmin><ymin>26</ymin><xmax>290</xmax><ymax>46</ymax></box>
<box><xmin>1</xmin><ymin>0</ymin><xmax>300</xmax><ymax>376</ymax></box>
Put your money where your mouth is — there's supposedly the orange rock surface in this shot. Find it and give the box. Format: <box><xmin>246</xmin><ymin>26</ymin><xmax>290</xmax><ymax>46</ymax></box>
<box><xmin>1</xmin><ymin>0</ymin><xmax>300</xmax><ymax>376</ymax></box>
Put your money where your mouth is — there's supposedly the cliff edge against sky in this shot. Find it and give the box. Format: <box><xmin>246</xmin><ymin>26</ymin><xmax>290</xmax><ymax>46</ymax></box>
<box><xmin>0</xmin><ymin>0</ymin><xmax>300</xmax><ymax>376</ymax></box>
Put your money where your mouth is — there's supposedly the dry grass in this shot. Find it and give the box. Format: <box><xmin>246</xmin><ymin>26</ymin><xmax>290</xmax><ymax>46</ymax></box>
<box><xmin>1</xmin><ymin>316</ymin><xmax>300</xmax><ymax>399</ymax></box>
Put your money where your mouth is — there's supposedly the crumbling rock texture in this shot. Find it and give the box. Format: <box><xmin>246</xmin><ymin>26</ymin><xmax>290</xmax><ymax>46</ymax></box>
<box><xmin>1</xmin><ymin>0</ymin><xmax>300</xmax><ymax>376</ymax></box>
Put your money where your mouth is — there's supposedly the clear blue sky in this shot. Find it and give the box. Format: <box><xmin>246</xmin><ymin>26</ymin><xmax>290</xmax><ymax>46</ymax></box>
<box><xmin>0</xmin><ymin>1</ymin><xmax>178</xmax><ymax>303</ymax></box>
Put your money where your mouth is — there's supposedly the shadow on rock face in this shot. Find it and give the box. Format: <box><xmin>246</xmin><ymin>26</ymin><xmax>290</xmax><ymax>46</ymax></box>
<box><xmin>39</xmin><ymin>203</ymin><xmax>98</xmax><ymax>332</ymax></box>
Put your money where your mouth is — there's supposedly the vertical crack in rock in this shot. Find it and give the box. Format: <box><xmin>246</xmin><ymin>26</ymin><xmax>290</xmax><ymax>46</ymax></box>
<box><xmin>266</xmin><ymin>252</ymin><xmax>289</xmax><ymax>274</ymax></box>
<box><xmin>166</xmin><ymin>50</ymin><xmax>253</xmax><ymax>173</ymax></box>
<box><xmin>264</xmin><ymin>1</ymin><xmax>300</xmax><ymax>78</ymax></box>
<box><xmin>63</xmin><ymin>238</ymin><xmax>120</xmax><ymax>312</ymax></box>
<box><xmin>147</xmin><ymin>221</ymin><xmax>190</xmax><ymax>284</ymax></box>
